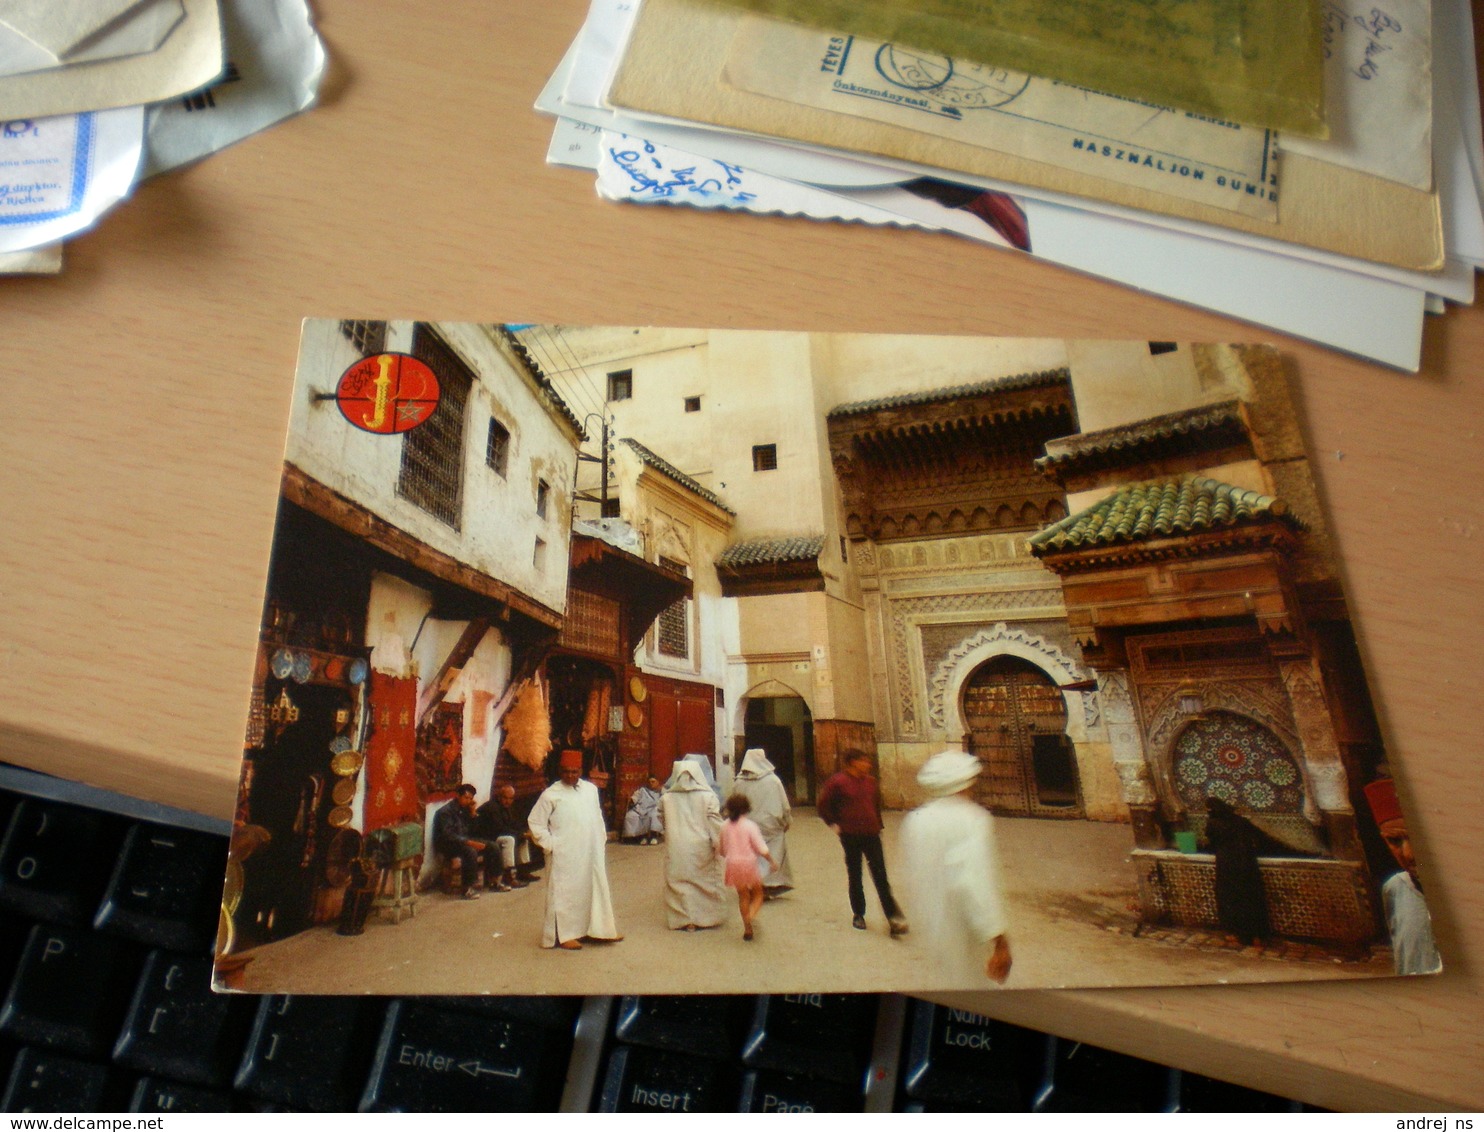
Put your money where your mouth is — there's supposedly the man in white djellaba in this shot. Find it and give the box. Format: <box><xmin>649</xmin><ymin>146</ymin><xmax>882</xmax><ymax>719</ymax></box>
<box><xmin>901</xmin><ymin>750</ymin><xmax>1013</xmax><ymax>985</ymax></box>
<box><xmin>659</xmin><ymin>760</ymin><xmax>728</xmax><ymax>931</ymax></box>
<box><xmin>733</xmin><ymin>748</ymin><xmax>793</xmax><ymax>896</ymax></box>
<box><xmin>527</xmin><ymin>749</ymin><xmax>622</xmax><ymax>950</ymax></box>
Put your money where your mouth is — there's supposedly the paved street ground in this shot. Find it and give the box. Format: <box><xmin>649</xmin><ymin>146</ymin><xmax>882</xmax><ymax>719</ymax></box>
<box><xmin>232</xmin><ymin>809</ymin><xmax>1391</xmax><ymax>997</ymax></box>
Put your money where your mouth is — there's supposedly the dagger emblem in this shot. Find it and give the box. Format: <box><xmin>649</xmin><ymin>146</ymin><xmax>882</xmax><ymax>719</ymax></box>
<box><xmin>362</xmin><ymin>354</ymin><xmax>394</xmax><ymax>429</ymax></box>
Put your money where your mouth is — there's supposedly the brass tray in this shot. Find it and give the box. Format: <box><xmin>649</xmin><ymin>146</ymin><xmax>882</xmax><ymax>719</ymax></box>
<box><xmin>330</xmin><ymin>749</ymin><xmax>363</xmax><ymax>776</ymax></box>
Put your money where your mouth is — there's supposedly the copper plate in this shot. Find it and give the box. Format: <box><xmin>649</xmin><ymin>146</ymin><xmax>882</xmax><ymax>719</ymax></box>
<box><xmin>330</xmin><ymin>750</ymin><xmax>363</xmax><ymax>776</ymax></box>
<box><xmin>332</xmin><ymin>777</ymin><xmax>357</xmax><ymax>806</ymax></box>
<box><xmin>627</xmin><ymin>702</ymin><xmax>644</xmax><ymax>728</ymax></box>
<box><xmin>327</xmin><ymin>805</ymin><xmax>354</xmax><ymax>828</ymax></box>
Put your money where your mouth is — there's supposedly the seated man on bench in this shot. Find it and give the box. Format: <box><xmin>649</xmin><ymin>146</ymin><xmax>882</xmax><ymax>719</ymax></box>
<box><xmin>433</xmin><ymin>783</ymin><xmax>501</xmax><ymax>899</ymax></box>
<box><xmin>477</xmin><ymin>783</ymin><xmax>540</xmax><ymax>891</ymax></box>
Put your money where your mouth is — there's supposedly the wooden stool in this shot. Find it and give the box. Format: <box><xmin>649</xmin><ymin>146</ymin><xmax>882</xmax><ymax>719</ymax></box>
<box><xmin>374</xmin><ymin>857</ymin><xmax>419</xmax><ymax>923</ymax></box>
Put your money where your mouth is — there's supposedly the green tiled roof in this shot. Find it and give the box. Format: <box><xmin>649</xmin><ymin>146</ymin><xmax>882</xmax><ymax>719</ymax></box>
<box><xmin>827</xmin><ymin>368</ymin><xmax>1070</xmax><ymax>419</ymax></box>
<box><xmin>620</xmin><ymin>438</ymin><xmax>735</xmax><ymax>514</ymax></box>
<box><xmin>717</xmin><ymin>534</ymin><xmax>824</xmax><ymax>568</ymax></box>
<box><xmin>1036</xmin><ymin>400</ymin><xmax>1246</xmax><ymax>473</ymax></box>
<box><xmin>1030</xmin><ymin>476</ymin><xmax>1292</xmax><ymax>553</ymax></box>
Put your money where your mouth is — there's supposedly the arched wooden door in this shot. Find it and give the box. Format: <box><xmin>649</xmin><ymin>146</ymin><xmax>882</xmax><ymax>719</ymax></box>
<box><xmin>963</xmin><ymin>655</ymin><xmax>1081</xmax><ymax>818</ymax></box>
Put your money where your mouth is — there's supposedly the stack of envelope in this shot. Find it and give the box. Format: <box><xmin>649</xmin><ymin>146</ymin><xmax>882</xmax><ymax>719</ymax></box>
<box><xmin>0</xmin><ymin>0</ymin><xmax>324</xmax><ymax>274</ymax></box>
<box><xmin>537</xmin><ymin>0</ymin><xmax>1484</xmax><ymax>370</ymax></box>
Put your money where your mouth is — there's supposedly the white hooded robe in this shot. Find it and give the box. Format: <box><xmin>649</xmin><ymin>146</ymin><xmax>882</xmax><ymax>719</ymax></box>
<box><xmin>733</xmin><ymin>748</ymin><xmax>793</xmax><ymax>890</ymax></box>
<box><xmin>901</xmin><ymin>752</ymin><xmax>1009</xmax><ymax>986</ymax></box>
<box><xmin>528</xmin><ymin>778</ymin><xmax>620</xmax><ymax>947</ymax></box>
<box><xmin>659</xmin><ymin>761</ymin><xmax>728</xmax><ymax>929</ymax></box>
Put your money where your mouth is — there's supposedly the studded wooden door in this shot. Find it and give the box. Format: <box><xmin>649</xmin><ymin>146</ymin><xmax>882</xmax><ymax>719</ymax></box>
<box><xmin>963</xmin><ymin>656</ymin><xmax>1080</xmax><ymax>818</ymax></box>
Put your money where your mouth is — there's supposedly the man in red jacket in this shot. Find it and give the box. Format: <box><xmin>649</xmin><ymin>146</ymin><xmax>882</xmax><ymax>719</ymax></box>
<box><xmin>817</xmin><ymin>749</ymin><xmax>909</xmax><ymax>936</ymax></box>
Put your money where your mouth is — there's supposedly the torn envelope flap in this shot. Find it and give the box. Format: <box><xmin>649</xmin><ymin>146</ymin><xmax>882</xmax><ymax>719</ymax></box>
<box><xmin>0</xmin><ymin>0</ymin><xmax>153</xmax><ymax>58</ymax></box>
<box><xmin>0</xmin><ymin>0</ymin><xmax>184</xmax><ymax>79</ymax></box>
<box><xmin>141</xmin><ymin>0</ymin><xmax>328</xmax><ymax>178</ymax></box>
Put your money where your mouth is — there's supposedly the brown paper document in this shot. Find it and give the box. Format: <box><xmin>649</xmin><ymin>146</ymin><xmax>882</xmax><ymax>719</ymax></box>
<box><xmin>608</xmin><ymin>0</ymin><xmax>1443</xmax><ymax>270</ymax></box>
<box><xmin>725</xmin><ymin>18</ymin><xmax>1281</xmax><ymax>221</ymax></box>
<box><xmin>696</xmin><ymin>0</ymin><xmax>1326</xmax><ymax>135</ymax></box>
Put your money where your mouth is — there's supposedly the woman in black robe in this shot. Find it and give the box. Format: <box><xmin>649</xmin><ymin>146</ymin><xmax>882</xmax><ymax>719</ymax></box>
<box><xmin>1202</xmin><ymin>796</ymin><xmax>1294</xmax><ymax>948</ymax></box>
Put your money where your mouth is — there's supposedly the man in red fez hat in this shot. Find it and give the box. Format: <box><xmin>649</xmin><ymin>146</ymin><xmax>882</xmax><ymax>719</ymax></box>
<box><xmin>528</xmin><ymin>750</ymin><xmax>621</xmax><ymax>950</ymax></box>
<box><xmin>1363</xmin><ymin>776</ymin><xmax>1441</xmax><ymax>975</ymax></box>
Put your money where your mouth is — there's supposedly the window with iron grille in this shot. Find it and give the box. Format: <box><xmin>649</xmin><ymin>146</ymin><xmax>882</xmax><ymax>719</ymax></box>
<box><xmin>396</xmin><ymin>327</ymin><xmax>472</xmax><ymax>529</ymax></box>
<box><xmin>601</xmin><ymin>496</ymin><xmax>621</xmax><ymax>518</ymax></box>
<box><xmin>339</xmin><ymin>319</ymin><xmax>387</xmax><ymax>356</ymax></box>
<box><xmin>608</xmin><ymin>369</ymin><xmax>633</xmax><ymax>401</ymax></box>
<box><xmin>657</xmin><ymin>555</ymin><xmax>689</xmax><ymax>659</ymax></box>
<box><xmin>486</xmin><ymin>418</ymin><xmax>510</xmax><ymax>476</ymax></box>
<box><xmin>752</xmin><ymin>443</ymin><xmax>777</xmax><ymax>471</ymax></box>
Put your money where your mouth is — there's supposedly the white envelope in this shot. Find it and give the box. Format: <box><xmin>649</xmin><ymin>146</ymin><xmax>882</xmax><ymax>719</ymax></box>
<box><xmin>0</xmin><ymin>0</ymin><xmax>182</xmax><ymax>78</ymax></box>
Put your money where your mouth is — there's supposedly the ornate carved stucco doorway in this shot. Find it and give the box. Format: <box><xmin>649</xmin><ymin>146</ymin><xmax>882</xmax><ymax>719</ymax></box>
<box><xmin>964</xmin><ymin>655</ymin><xmax>1083</xmax><ymax>818</ymax></box>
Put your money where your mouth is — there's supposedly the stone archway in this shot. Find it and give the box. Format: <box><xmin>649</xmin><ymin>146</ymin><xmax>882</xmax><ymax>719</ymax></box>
<box><xmin>928</xmin><ymin>622</ymin><xmax>1092</xmax><ymax>742</ymax></box>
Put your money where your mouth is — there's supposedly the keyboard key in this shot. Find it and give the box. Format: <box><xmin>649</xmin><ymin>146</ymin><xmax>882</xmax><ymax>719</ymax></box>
<box><xmin>0</xmin><ymin>800</ymin><xmax>124</xmax><ymax>925</ymax></box>
<box><xmin>900</xmin><ymin>1002</ymin><xmax>1045</xmax><ymax>1111</ymax></box>
<box><xmin>613</xmin><ymin>995</ymin><xmax>747</xmax><ymax>1058</ymax></box>
<box><xmin>360</xmin><ymin>999</ymin><xmax>568</xmax><ymax>1112</ymax></box>
<box><xmin>1176</xmin><ymin>1070</ymin><xmax>1303</xmax><ymax>1112</ymax></box>
<box><xmin>740</xmin><ymin>1068</ymin><xmax>862</xmax><ymax>1112</ymax></box>
<box><xmin>237</xmin><ymin>995</ymin><xmax>383</xmax><ymax>1112</ymax></box>
<box><xmin>0</xmin><ymin>925</ymin><xmax>141</xmax><ymax>1058</ymax></box>
<box><xmin>1</xmin><ymin>1047</ymin><xmax>113</xmax><ymax>1111</ymax></box>
<box><xmin>1036</xmin><ymin>1037</ymin><xmax>1174</xmax><ymax>1111</ymax></box>
<box><xmin>596</xmin><ymin>1044</ymin><xmax>734</xmax><ymax>1113</ymax></box>
<box><xmin>425</xmin><ymin>995</ymin><xmax>582</xmax><ymax>1033</ymax></box>
<box><xmin>95</xmin><ymin>823</ymin><xmax>227</xmax><ymax>952</ymax></box>
<box><xmin>129</xmin><ymin>1076</ymin><xmax>238</xmax><ymax>1113</ymax></box>
<box><xmin>741</xmin><ymin>993</ymin><xmax>878</xmax><ymax>1085</ymax></box>
<box><xmin>113</xmin><ymin>951</ymin><xmax>252</xmax><ymax>1087</ymax></box>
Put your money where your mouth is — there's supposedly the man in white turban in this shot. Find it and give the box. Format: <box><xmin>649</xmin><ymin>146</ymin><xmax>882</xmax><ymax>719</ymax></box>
<box><xmin>528</xmin><ymin>750</ymin><xmax>621</xmax><ymax>950</ymax></box>
<box><xmin>732</xmin><ymin>748</ymin><xmax>793</xmax><ymax>896</ymax></box>
<box><xmin>659</xmin><ymin>760</ymin><xmax>728</xmax><ymax>930</ymax></box>
<box><xmin>901</xmin><ymin>750</ymin><xmax>1012</xmax><ymax>985</ymax></box>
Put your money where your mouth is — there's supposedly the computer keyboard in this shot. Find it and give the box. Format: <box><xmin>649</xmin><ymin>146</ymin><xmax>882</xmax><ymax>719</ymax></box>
<box><xmin>0</xmin><ymin>764</ymin><xmax>1308</xmax><ymax>1113</ymax></box>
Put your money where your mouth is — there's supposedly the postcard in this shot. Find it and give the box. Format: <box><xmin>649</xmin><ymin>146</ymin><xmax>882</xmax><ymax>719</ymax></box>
<box><xmin>723</xmin><ymin>18</ymin><xmax>1281</xmax><ymax>221</ymax></box>
<box><xmin>215</xmin><ymin>321</ymin><xmax>1442</xmax><ymax>997</ymax></box>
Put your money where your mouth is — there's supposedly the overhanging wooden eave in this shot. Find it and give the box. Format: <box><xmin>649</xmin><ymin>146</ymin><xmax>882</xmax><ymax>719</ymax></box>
<box><xmin>282</xmin><ymin>463</ymin><xmax>564</xmax><ymax>631</ymax></box>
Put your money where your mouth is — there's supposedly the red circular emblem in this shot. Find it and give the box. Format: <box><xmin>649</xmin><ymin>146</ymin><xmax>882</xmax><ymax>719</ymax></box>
<box><xmin>335</xmin><ymin>353</ymin><xmax>440</xmax><ymax>434</ymax></box>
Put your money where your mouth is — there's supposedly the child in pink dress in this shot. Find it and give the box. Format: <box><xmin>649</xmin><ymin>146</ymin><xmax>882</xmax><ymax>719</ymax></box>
<box><xmin>720</xmin><ymin>794</ymin><xmax>775</xmax><ymax>941</ymax></box>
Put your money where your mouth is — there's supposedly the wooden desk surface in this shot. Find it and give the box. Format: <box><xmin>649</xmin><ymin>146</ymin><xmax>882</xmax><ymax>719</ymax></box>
<box><xmin>2</xmin><ymin>0</ymin><xmax>1480</xmax><ymax>1111</ymax></box>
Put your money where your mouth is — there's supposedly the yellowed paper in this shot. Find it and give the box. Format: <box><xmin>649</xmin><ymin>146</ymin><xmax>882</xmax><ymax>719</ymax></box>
<box><xmin>0</xmin><ymin>0</ymin><xmax>221</xmax><ymax>119</ymax></box>
<box><xmin>698</xmin><ymin>0</ymin><xmax>1326</xmax><ymax>136</ymax></box>
<box><xmin>725</xmin><ymin>18</ymin><xmax>1280</xmax><ymax>220</ymax></box>
<box><xmin>0</xmin><ymin>243</ymin><xmax>62</xmax><ymax>274</ymax></box>
<box><xmin>608</xmin><ymin>0</ymin><xmax>1443</xmax><ymax>270</ymax></box>
<box><xmin>1279</xmin><ymin>0</ymin><xmax>1432</xmax><ymax>191</ymax></box>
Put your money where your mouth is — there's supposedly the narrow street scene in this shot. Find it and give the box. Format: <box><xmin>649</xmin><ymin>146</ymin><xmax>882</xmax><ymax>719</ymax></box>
<box><xmin>217</xmin><ymin>323</ymin><xmax>1437</xmax><ymax>998</ymax></box>
<box><xmin>233</xmin><ymin>808</ymin><xmax>1391</xmax><ymax>996</ymax></box>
